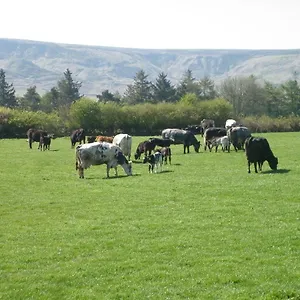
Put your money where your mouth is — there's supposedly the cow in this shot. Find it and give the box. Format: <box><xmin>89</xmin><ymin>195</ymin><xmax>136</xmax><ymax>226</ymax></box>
<box><xmin>160</xmin><ymin>147</ymin><xmax>172</xmax><ymax>164</ymax></box>
<box><xmin>113</xmin><ymin>134</ymin><xmax>132</xmax><ymax>160</ymax></box>
<box><xmin>75</xmin><ymin>142</ymin><xmax>132</xmax><ymax>178</ymax></box>
<box><xmin>227</xmin><ymin>126</ymin><xmax>251</xmax><ymax>151</ymax></box>
<box><xmin>245</xmin><ymin>136</ymin><xmax>278</xmax><ymax>173</ymax></box>
<box><xmin>39</xmin><ymin>134</ymin><xmax>53</xmax><ymax>151</ymax></box>
<box><xmin>203</xmin><ymin>127</ymin><xmax>227</xmax><ymax>151</ymax></box>
<box><xmin>70</xmin><ymin>128</ymin><xmax>86</xmax><ymax>148</ymax></box>
<box><xmin>162</xmin><ymin>128</ymin><xmax>200</xmax><ymax>154</ymax></box>
<box><xmin>208</xmin><ymin>136</ymin><xmax>230</xmax><ymax>152</ymax></box>
<box><xmin>96</xmin><ymin>135</ymin><xmax>114</xmax><ymax>143</ymax></box>
<box><xmin>87</xmin><ymin>136</ymin><xmax>96</xmax><ymax>143</ymax></box>
<box><xmin>148</xmin><ymin>137</ymin><xmax>172</xmax><ymax>148</ymax></box>
<box><xmin>27</xmin><ymin>128</ymin><xmax>48</xmax><ymax>149</ymax></box>
<box><xmin>143</xmin><ymin>150</ymin><xmax>163</xmax><ymax>173</ymax></box>
<box><xmin>225</xmin><ymin>119</ymin><xmax>237</xmax><ymax>130</ymax></box>
<box><xmin>184</xmin><ymin>125</ymin><xmax>202</xmax><ymax>136</ymax></box>
<box><xmin>200</xmin><ymin>119</ymin><xmax>215</xmax><ymax>136</ymax></box>
<box><xmin>134</xmin><ymin>140</ymin><xmax>156</xmax><ymax>160</ymax></box>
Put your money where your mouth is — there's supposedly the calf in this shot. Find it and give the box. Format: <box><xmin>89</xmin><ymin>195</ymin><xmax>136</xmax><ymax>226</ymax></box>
<box><xmin>134</xmin><ymin>140</ymin><xmax>156</xmax><ymax>160</ymax></box>
<box><xmin>39</xmin><ymin>134</ymin><xmax>52</xmax><ymax>151</ymax></box>
<box><xmin>160</xmin><ymin>147</ymin><xmax>172</xmax><ymax>164</ymax></box>
<box><xmin>203</xmin><ymin>127</ymin><xmax>227</xmax><ymax>151</ymax></box>
<box><xmin>245</xmin><ymin>136</ymin><xmax>278</xmax><ymax>173</ymax></box>
<box><xmin>143</xmin><ymin>150</ymin><xmax>163</xmax><ymax>173</ymax></box>
<box><xmin>208</xmin><ymin>136</ymin><xmax>230</xmax><ymax>152</ymax></box>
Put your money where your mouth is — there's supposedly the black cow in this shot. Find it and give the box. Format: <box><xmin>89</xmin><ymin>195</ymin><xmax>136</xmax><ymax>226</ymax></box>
<box><xmin>162</xmin><ymin>128</ymin><xmax>200</xmax><ymax>154</ymax></box>
<box><xmin>148</xmin><ymin>138</ymin><xmax>172</xmax><ymax>147</ymax></box>
<box><xmin>70</xmin><ymin>128</ymin><xmax>86</xmax><ymax>148</ymax></box>
<box><xmin>27</xmin><ymin>128</ymin><xmax>48</xmax><ymax>149</ymax></box>
<box><xmin>227</xmin><ymin>126</ymin><xmax>251</xmax><ymax>151</ymax></box>
<box><xmin>184</xmin><ymin>125</ymin><xmax>202</xmax><ymax>136</ymax></box>
<box><xmin>203</xmin><ymin>127</ymin><xmax>227</xmax><ymax>151</ymax></box>
<box><xmin>245</xmin><ymin>136</ymin><xmax>278</xmax><ymax>173</ymax></box>
<box><xmin>134</xmin><ymin>140</ymin><xmax>156</xmax><ymax>160</ymax></box>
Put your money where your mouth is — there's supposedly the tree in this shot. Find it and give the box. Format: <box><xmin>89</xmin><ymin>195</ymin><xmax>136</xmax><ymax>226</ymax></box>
<box><xmin>19</xmin><ymin>86</ymin><xmax>41</xmax><ymax>111</ymax></box>
<box><xmin>152</xmin><ymin>72</ymin><xmax>176</xmax><ymax>102</ymax></box>
<box><xmin>57</xmin><ymin>69</ymin><xmax>82</xmax><ymax>107</ymax></box>
<box><xmin>40</xmin><ymin>87</ymin><xmax>60</xmax><ymax>112</ymax></box>
<box><xmin>176</xmin><ymin>69</ymin><xmax>199</xmax><ymax>98</ymax></box>
<box><xmin>281</xmin><ymin>79</ymin><xmax>300</xmax><ymax>115</ymax></box>
<box><xmin>220</xmin><ymin>75</ymin><xmax>266</xmax><ymax>116</ymax></box>
<box><xmin>123</xmin><ymin>70</ymin><xmax>153</xmax><ymax>104</ymax></box>
<box><xmin>263</xmin><ymin>81</ymin><xmax>284</xmax><ymax>117</ymax></box>
<box><xmin>198</xmin><ymin>76</ymin><xmax>217</xmax><ymax>100</ymax></box>
<box><xmin>0</xmin><ymin>69</ymin><xmax>17</xmax><ymax>108</ymax></box>
<box><xmin>96</xmin><ymin>89</ymin><xmax>120</xmax><ymax>104</ymax></box>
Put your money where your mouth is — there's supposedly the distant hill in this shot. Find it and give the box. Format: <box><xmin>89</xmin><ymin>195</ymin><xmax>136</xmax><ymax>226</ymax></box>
<box><xmin>0</xmin><ymin>38</ymin><xmax>300</xmax><ymax>97</ymax></box>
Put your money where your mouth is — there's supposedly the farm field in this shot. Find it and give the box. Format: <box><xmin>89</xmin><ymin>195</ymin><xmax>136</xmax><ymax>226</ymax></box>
<box><xmin>0</xmin><ymin>132</ymin><xmax>300</xmax><ymax>299</ymax></box>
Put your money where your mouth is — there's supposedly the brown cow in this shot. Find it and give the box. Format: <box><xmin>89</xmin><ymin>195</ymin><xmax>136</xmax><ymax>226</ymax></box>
<box><xmin>96</xmin><ymin>135</ymin><xmax>114</xmax><ymax>143</ymax></box>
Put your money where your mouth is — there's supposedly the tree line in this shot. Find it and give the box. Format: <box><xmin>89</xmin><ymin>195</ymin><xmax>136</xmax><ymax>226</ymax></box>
<box><xmin>1</xmin><ymin>67</ymin><xmax>300</xmax><ymax>118</ymax></box>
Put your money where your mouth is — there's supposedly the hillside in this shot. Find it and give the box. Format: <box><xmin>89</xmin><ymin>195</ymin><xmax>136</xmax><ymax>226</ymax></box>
<box><xmin>0</xmin><ymin>38</ymin><xmax>300</xmax><ymax>97</ymax></box>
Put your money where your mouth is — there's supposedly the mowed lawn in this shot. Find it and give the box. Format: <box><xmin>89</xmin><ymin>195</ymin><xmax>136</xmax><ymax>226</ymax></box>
<box><xmin>0</xmin><ymin>132</ymin><xmax>299</xmax><ymax>299</ymax></box>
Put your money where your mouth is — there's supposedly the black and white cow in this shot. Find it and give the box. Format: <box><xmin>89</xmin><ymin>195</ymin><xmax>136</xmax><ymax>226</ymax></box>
<box><xmin>143</xmin><ymin>150</ymin><xmax>163</xmax><ymax>173</ymax></box>
<box><xmin>245</xmin><ymin>136</ymin><xmax>278</xmax><ymax>173</ymax></box>
<box><xmin>162</xmin><ymin>128</ymin><xmax>200</xmax><ymax>154</ymax></box>
<box><xmin>75</xmin><ymin>142</ymin><xmax>132</xmax><ymax>178</ymax></box>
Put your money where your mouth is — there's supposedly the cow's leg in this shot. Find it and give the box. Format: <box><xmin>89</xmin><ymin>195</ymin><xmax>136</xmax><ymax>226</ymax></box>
<box><xmin>78</xmin><ymin>167</ymin><xmax>84</xmax><ymax>179</ymax></box>
<box><xmin>169</xmin><ymin>155</ymin><xmax>171</xmax><ymax>164</ymax></box>
<box><xmin>254</xmin><ymin>162</ymin><xmax>258</xmax><ymax>173</ymax></box>
<box><xmin>114</xmin><ymin>167</ymin><xmax>118</xmax><ymax>177</ymax></box>
<box><xmin>183</xmin><ymin>145</ymin><xmax>186</xmax><ymax>154</ymax></box>
<box><xmin>248</xmin><ymin>161</ymin><xmax>251</xmax><ymax>173</ymax></box>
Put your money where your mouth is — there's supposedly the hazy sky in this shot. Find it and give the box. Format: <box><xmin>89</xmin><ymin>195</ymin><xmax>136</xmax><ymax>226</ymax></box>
<box><xmin>1</xmin><ymin>0</ymin><xmax>299</xmax><ymax>49</ymax></box>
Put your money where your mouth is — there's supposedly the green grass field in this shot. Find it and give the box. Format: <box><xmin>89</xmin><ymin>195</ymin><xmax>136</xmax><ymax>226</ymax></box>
<box><xmin>1</xmin><ymin>133</ymin><xmax>299</xmax><ymax>299</ymax></box>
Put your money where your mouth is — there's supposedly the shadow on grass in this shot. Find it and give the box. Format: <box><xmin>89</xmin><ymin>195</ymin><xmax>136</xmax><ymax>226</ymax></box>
<box><xmin>84</xmin><ymin>173</ymin><xmax>142</xmax><ymax>180</ymax></box>
<box><xmin>262</xmin><ymin>168</ymin><xmax>291</xmax><ymax>174</ymax></box>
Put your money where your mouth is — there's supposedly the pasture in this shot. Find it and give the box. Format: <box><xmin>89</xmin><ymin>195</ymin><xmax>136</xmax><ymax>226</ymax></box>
<box><xmin>1</xmin><ymin>132</ymin><xmax>299</xmax><ymax>299</ymax></box>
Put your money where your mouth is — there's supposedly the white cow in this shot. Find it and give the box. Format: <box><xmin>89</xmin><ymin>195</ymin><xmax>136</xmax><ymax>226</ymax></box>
<box><xmin>75</xmin><ymin>142</ymin><xmax>132</xmax><ymax>178</ymax></box>
<box><xmin>225</xmin><ymin>119</ymin><xmax>237</xmax><ymax>130</ymax></box>
<box><xmin>113</xmin><ymin>133</ymin><xmax>132</xmax><ymax>161</ymax></box>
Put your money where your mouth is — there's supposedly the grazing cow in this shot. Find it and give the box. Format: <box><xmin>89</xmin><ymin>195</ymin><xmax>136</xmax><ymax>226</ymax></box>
<box><xmin>113</xmin><ymin>134</ymin><xmax>132</xmax><ymax>160</ymax></box>
<box><xmin>87</xmin><ymin>136</ymin><xmax>96</xmax><ymax>143</ymax></box>
<box><xmin>75</xmin><ymin>142</ymin><xmax>132</xmax><ymax>178</ymax></box>
<box><xmin>227</xmin><ymin>126</ymin><xmax>251</xmax><ymax>151</ymax></box>
<box><xmin>245</xmin><ymin>136</ymin><xmax>278</xmax><ymax>173</ymax></box>
<box><xmin>143</xmin><ymin>150</ymin><xmax>163</xmax><ymax>173</ymax></box>
<box><xmin>27</xmin><ymin>128</ymin><xmax>48</xmax><ymax>149</ymax></box>
<box><xmin>208</xmin><ymin>136</ymin><xmax>230</xmax><ymax>152</ymax></box>
<box><xmin>200</xmin><ymin>119</ymin><xmax>215</xmax><ymax>136</ymax></box>
<box><xmin>148</xmin><ymin>137</ymin><xmax>172</xmax><ymax>148</ymax></box>
<box><xmin>134</xmin><ymin>140</ymin><xmax>156</xmax><ymax>160</ymax></box>
<box><xmin>70</xmin><ymin>128</ymin><xmax>86</xmax><ymax>148</ymax></box>
<box><xmin>225</xmin><ymin>119</ymin><xmax>237</xmax><ymax>130</ymax></box>
<box><xmin>160</xmin><ymin>147</ymin><xmax>172</xmax><ymax>164</ymax></box>
<box><xmin>39</xmin><ymin>134</ymin><xmax>53</xmax><ymax>151</ymax></box>
<box><xmin>162</xmin><ymin>128</ymin><xmax>200</xmax><ymax>154</ymax></box>
<box><xmin>96</xmin><ymin>135</ymin><xmax>114</xmax><ymax>143</ymax></box>
<box><xmin>203</xmin><ymin>127</ymin><xmax>227</xmax><ymax>151</ymax></box>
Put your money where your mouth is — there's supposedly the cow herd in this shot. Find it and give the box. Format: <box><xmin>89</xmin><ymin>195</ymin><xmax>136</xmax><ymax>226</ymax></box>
<box><xmin>26</xmin><ymin>118</ymin><xmax>279</xmax><ymax>178</ymax></box>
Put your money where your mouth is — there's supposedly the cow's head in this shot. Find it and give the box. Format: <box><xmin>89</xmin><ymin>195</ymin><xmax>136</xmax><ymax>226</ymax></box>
<box><xmin>194</xmin><ymin>141</ymin><xmax>201</xmax><ymax>153</ymax></box>
<box><xmin>268</xmin><ymin>156</ymin><xmax>278</xmax><ymax>170</ymax></box>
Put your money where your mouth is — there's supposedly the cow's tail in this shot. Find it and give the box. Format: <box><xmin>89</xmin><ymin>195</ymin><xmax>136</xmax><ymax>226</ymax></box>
<box><xmin>75</xmin><ymin>146</ymin><xmax>81</xmax><ymax>170</ymax></box>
